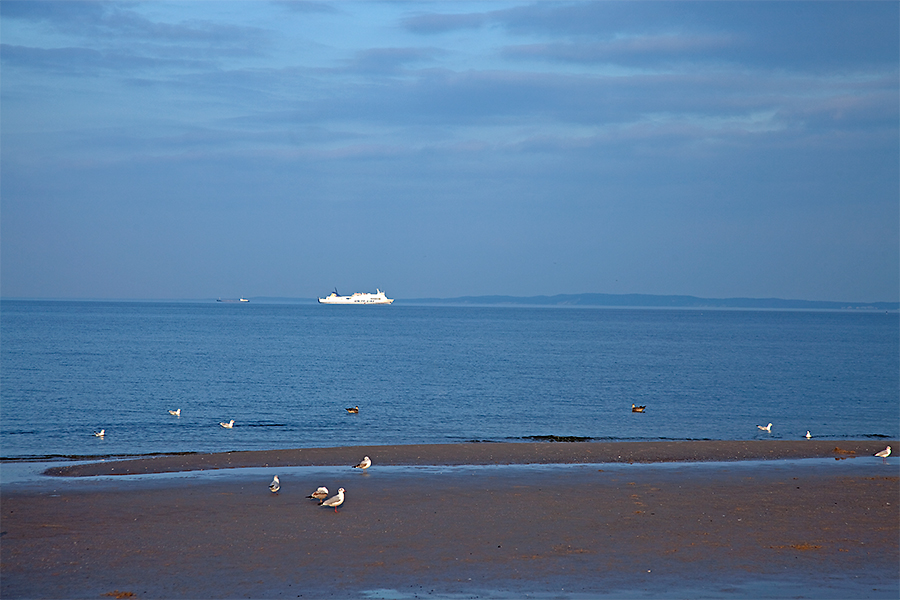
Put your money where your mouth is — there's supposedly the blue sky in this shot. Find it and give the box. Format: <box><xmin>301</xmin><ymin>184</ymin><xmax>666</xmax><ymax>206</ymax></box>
<box><xmin>2</xmin><ymin>1</ymin><xmax>897</xmax><ymax>301</ymax></box>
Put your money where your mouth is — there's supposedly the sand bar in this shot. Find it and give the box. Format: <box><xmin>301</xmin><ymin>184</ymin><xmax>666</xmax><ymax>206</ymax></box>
<box><xmin>2</xmin><ymin>440</ymin><xmax>898</xmax><ymax>599</ymax></box>
<box><xmin>39</xmin><ymin>439</ymin><xmax>897</xmax><ymax>477</ymax></box>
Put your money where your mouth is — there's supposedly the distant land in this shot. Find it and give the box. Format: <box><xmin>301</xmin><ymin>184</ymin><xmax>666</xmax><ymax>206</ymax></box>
<box><xmin>249</xmin><ymin>294</ymin><xmax>898</xmax><ymax>311</ymax></box>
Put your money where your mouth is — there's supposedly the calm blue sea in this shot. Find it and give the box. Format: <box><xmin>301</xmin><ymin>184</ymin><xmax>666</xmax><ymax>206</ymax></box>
<box><xmin>1</xmin><ymin>300</ymin><xmax>897</xmax><ymax>460</ymax></box>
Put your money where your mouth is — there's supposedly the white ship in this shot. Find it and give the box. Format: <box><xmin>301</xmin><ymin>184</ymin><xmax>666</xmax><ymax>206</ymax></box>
<box><xmin>318</xmin><ymin>289</ymin><xmax>394</xmax><ymax>305</ymax></box>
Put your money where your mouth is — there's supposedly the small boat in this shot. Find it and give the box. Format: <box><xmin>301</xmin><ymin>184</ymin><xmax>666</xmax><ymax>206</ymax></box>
<box><xmin>346</xmin><ymin>406</ymin><xmax>359</xmax><ymax>414</ymax></box>
<box><xmin>631</xmin><ymin>404</ymin><xmax>646</xmax><ymax>413</ymax></box>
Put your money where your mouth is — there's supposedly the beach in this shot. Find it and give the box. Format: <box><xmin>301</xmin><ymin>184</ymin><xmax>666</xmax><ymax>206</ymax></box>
<box><xmin>2</xmin><ymin>440</ymin><xmax>898</xmax><ymax>599</ymax></box>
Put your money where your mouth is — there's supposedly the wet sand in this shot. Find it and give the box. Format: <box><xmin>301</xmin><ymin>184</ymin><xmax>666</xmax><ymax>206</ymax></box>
<box><xmin>2</xmin><ymin>441</ymin><xmax>898</xmax><ymax>599</ymax></box>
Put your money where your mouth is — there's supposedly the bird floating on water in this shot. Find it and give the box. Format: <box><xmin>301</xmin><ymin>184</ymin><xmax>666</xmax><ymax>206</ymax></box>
<box><xmin>168</xmin><ymin>408</ymin><xmax>181</xmax><ymax>417</ymax></box>
<box><xmin>757</xmin><ymin>423</ymin><xmax>772</xmax><ymax>432</ymax></box>
<box><xmin>805</xmin><ymin>431</ymin><xmax>811</xmax><ymax>439</ymax></box>
<box><xmin>93</xmin><ymin>429</ymin><xmax>105</xmax><ymax>438</ymax></box>
<box><xmin>353</xmin><ymin>456</ymin><xmax>371</xmax><ymax>470</ymax></box>
<box><xmin>875</xmin><ymin>446</ymin><xmax>891</xmax><ymax>463</ymax></box>
<box><xmin>269</xmin><ymin>475</ymin><xmax>280</xmax><ymax>493</ymax></box>
<box><xmin>631</xmin><ymin>404</ymin><xmax>646</xmax><ymax>413</ymax></box>
<box><xmin>220</xmin><ymin>419</ymin><xmax>235</xmax><ymax>428</ymax></box>
<box><xmin>346</xmin><ymin>406</ymin><xmax>359</xmax><ymax>414</ymax></box>
<box><xmin>319</xmin><ymin>487</ymin><xmax>345</xmax><ymax>512</ymax></box>
<box><xmin>307</xmin><ymin>486</ymin><xmax>329</xmax><ymax>500</ymax></box>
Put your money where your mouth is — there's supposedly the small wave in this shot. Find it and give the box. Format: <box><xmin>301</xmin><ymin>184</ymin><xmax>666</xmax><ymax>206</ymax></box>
<box><xmin>0</xmin><ymin>450</ymin><xmax>200</xmax><ymax>463</ymax></box>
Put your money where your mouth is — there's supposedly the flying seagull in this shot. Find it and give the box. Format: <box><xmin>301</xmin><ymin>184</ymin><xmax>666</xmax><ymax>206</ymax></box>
<box><xmin>220</xmin><ymin>419</ymin><xmax>235</xmax><ymax>428</ymax></box>
<box><xmin>168</xmin><ymin>408</ymin><xmax>181</xmax><ymax>417</ymax></box>
<box><xmin>269</xmin><ymin>475</ymin><xmax>280</xmax><ymax>493</ymax></box>
<box><xmin>631</xmin><ymin>404</ymin><xmax>646</xmax><ymax>413</ymax></box>
<box><xmin>319</xmin><ymin>488</ymin><xmax>345</xmax><ymax>512</ymax></box>
<box><xmin>307</xmin><ymin>486</ymin><xmax>329</xmax><ymax>500</ymax></box>
<box><xmin>346</xmin><ymin>406</ymin><xmax>359</xmax><ymax>414</ymax></box>
<box><xmin>875</xmin><ymin>446</ymin><xmax>891</xmax><ymax>463</ymax></box>
<box><xmin>353</xmin><ymin>456</ymin><xmax>371</xmax><ymax>470</ymax></box>
<box><xmin>93</xmin><ymin>429</ymin><xmax>105</xmax><ymax>438</ymax></box>
<box><xmin>757</xmin><ymin>423</ymin><xmax>772</xmax><ymax>432</ymax></box>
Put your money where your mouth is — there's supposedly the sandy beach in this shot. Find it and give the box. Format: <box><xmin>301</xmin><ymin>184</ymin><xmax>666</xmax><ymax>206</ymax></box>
<box><xmin>2</xmin><ymin>440</ymin><xmax>898</xmax><ymax>599</ymax></box>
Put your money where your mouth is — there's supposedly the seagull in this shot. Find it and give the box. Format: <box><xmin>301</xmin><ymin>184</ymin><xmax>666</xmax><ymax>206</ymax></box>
<box><xmin>875</xmin><ymin>446</ymin><xmax>891</xmax><ymax>463</ymax></box>
<box><xmin>757</xmin><ymin>423</ymin><xmax>772</xmax><ymax>432</ymax></box>
<box><xmin>168</xmin><ymin>408</ymin><xmax>181</xmax><ymax>417</ymax></box>
<box><xmin>319</xmin><ymin>487</ymin><xmax>345</xmax><ymax>512</ymax></box>
<box><xmin>93</xmin><ymin>429</ymin><xmax>105</xmax><ymax>438</ymax></box>
<box><xmin>353</xmin><ymin>456</ymin><xmax>371</xmax><ymax>470</ymax></box>
<box><xmin>306</xmin><ymin>486</ymin><xmax>329</xmax><ymax>500</ymax></box>
<box><xmin>220</xmin><ymin>419</ymin><xmax>235</xmax><ymax>428</ymax></box>
<box><xmin>269</xmin><ymin>475</ymin><xmax>280</xmax><ymax>493</ymax></box>
<box><xmin>631</xmin><ymin>404</ymin><xmax>646</xmax><ymax>413</ymax></box>
<box><xmin>805</xmin><ymin>431</ymin><xmax>811</xmax><ymax>439</ymax></box>
<box><xmin>346</xmin><ymin>406</ymin><xmax>359</xmax><ymax>414</ymax></box>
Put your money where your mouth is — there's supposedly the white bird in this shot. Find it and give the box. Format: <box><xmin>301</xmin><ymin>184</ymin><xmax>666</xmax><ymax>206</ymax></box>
<box><xmin>307</xmin><ymin>486</ymin><xmax>329</xmax><ymax>500</ymax></box>
<box><xmin>805</xmin><ymin>431</ymin><xmax>811</xmax><ymax>439</ymax></box>
<box><xmin>875</xmin><ymin>446</ymin><xmax>891</xmax><ymax>463</ymax></box>
<box><xmin>168</xmin><ymin>408</ymin><xmax>181</xmax><ymax>417</ymax></box>
<box><xmin>93</xmin><ymin>429</ymin><xmax>105</xmax><ymax>438</ymax></box>
<box><xmin>353</xmin><ymin>456</ymin><xmax>371</xmax><ymax>470</ymax></box>
<box><xmin>269</xmin><ymin>475</ymin><xmax>280</xmax><ymax>493</ymax></box>
<box><xmin>319</xmin><ymin>487</ymin><xmax>345</xmax><ymax>512</ymax></box>
<box><xmin>757</xmin><ymin>423</ymin><xmax>772</xmax><ymax>432</ymax></box>
<box><xmin>220</xmin><ymin>419</ymin><xmax>235</xmax><ymax>428</ymax></box>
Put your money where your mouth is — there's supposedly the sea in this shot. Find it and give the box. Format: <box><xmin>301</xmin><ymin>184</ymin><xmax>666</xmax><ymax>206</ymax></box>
<box><xmin>1</xmin><ymin>300</ymin><xmax>897</xmax><ymax>461</ymax></box>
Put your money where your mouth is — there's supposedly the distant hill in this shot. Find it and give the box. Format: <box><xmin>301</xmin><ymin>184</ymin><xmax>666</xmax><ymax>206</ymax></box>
<box><xmin>403</xmin><ymin>293</ymin><xmax>898</xmax><ymax>311</ymax></box>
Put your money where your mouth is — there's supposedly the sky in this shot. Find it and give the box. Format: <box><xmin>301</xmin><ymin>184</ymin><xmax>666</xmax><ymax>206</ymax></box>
<box><xmin>1</xmin><ymin>1</ymin><xmax>898</xmax><ymax>302</ymax></box>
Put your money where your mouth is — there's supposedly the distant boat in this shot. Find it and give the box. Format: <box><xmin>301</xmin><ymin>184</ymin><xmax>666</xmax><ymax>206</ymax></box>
<box><xmin>318</xmin><ymin>289</ymin><xmax>393</xmax><ymax>305</ymax></box>
<box><xmin>217</xmin><ymin>298</ymin><xmax>249</xmax><ymax>303</ymax></box>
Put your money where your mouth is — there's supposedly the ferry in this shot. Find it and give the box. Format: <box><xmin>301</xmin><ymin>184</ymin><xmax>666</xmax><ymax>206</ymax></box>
<box><xmin>318</xmin><ymin>289</ymin><xmax>394</xmax><ymax>305</ymax></box>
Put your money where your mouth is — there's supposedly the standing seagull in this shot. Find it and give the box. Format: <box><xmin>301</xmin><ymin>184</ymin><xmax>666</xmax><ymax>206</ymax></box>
<box><xmin>757</xmin><ymin>423</ymin><xmax>772</xmax><ymax>432</ymax></box>
<box><xmin>353</xmin><ymin>456</ymin><xmax>371</xmax><ymax>470</ymax></box>
<box><xmin>805</xmin><ymin>431</ymin><xmax>811</xmax><ymax>439</ymax></box>
<box><xmin>319</xmin><ymin>488</ymin><xmax>345</xmax><ymax>512</ymax></box>
<box><xmin>269</xmin><ymin>475</ymin><xmax>280</xmax><ymax>493</ymax></box>
<box><xmin>168</xmin><ymin>408</ymin><xmax>181</xmax><ymax>417</ymax></box>
<box><xmin>93</xmin><ymin>429</ymin><xmax>105</xmax><ymax>438</ymax></box>
<box><xmin>220</xmin><ymin>419</ymin><xmax>235</xmax><ymax>428</ymax></box>
<box><xmin>875</xmin><ymin>446</ymin><xmax>891</xmax><ymax>463</ymax></box>
<box><xmin>306</xmin><ymin>486</ymin><xmax>329</xmax><ymax>500</ymax></box>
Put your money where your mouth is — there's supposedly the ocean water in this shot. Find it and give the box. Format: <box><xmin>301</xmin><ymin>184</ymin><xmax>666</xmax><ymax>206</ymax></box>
<box><xmin>1</xmin><ymin>300</ymin><xmax>897</xmax><ymax>460</ymax></box>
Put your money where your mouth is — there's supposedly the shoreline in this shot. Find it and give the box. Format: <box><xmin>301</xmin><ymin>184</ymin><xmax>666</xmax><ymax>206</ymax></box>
<box><xmin>40</xmin><ymin>439</ymin><xmax>897</xmax><ymax>477</ymax></box>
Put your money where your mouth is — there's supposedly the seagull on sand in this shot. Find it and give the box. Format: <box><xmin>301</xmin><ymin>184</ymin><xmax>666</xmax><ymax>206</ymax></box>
<box><xmin>93</xmin><ymin>429</ymin><xmax>105</xmax><ymax>437</ymax></box>
<box><xmin>319</xmin><ymin>488</ymin><xmax>345</xmax><ymax>512</ymax></box>
<box><xmin>346</xmin><ymin>406</ymin><xmax>359</xmax><ymax>414</ymax></box>
<box><xmin>353</xmin><ymin>456</ymin><xmax>371</xmax><ymax>470</ymax></box>
<box><xmin>805</xmin><ymin>431</ymin><xmax>811</xmax><ymax>439</ymax></box>
<box><xmin>220</xmin><ymin>419</ymin><xmax>235</xmax><ymax>428</ymax></box>
<box><xmin>269</xmin><ymin>475</ymin><xmax>280</xmax><ymax>493</ymax></box>
<box><xmin>875</xmin><ymin>446</ymin><xmax>891</xmax><ymax>463</ymax></box>
<box><xmin>757</xmin><ymin>423</ymin><xmax>772</xmax><ymax>432</ymax></box>
<box><xmin>168</xmin><ymin>408</ymin><xmax>181</xmax><ymax>417</ymax></box>
<box><xmin>631</xmin><ymin>404</ymin><xmax>646</xmax><ymax>413</ymax></box>
<box><xmin>307</xmin><ymin>486</ymin><xmax>329</xmax><ymax>500</ymax></box>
